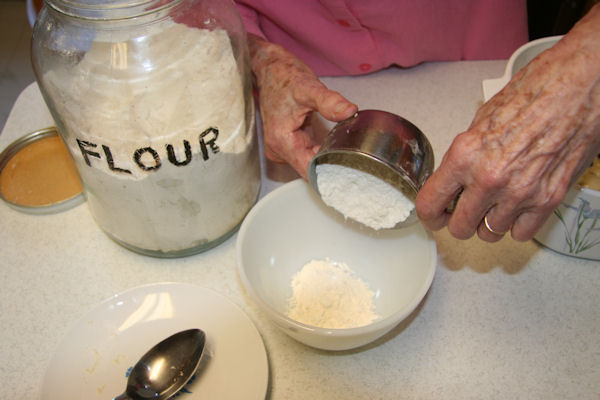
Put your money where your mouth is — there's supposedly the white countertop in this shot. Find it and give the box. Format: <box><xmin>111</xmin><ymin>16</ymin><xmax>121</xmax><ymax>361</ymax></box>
<box><xmin>1</xmin><ymin>61</ymin><xmax>598</xmax><ymax>400</ymax></box>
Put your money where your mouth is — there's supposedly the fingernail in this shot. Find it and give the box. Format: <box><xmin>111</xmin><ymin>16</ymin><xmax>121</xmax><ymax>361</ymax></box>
<box><xmin>334</xmin><ymin>101</ymin><xmax>356</xmax><ymax>115</ymax></box>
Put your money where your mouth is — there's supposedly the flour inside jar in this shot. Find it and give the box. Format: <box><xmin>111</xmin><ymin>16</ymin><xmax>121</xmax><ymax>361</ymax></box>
<box><xmin>41</xmin><ymin>21</ymin><xmax>260</xmax><ymax>255</ymax></box>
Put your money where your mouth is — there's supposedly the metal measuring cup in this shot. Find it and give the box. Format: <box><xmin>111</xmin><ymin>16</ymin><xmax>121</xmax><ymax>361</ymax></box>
<box><xmin>307</xmin><ymin>109</ymin><xmax>434</xmax><ymax>229</ymax></box>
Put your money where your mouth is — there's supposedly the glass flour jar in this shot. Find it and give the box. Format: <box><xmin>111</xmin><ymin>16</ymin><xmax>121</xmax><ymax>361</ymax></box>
<box><xmin>31</xmin><ymin>0</ymin><xmax>261</xmax><ymax>257</ymax></box>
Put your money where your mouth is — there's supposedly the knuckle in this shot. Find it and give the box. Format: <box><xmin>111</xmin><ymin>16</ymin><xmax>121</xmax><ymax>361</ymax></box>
<box><xmin>511</xmin><ymin>227</ymin><xmax>535</xmax><ymax>242</ymax></box>
<box><xmin>447</xmin><ymin>221</ymin><xmax>474</xmax><ymax>240</ymax></box>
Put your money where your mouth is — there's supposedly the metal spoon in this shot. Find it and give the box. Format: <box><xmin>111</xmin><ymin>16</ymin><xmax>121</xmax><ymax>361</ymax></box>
<box><xmin>113</xmin><ymin>328</ymin><xmax>206</xmax><ymax>400</ymax></box>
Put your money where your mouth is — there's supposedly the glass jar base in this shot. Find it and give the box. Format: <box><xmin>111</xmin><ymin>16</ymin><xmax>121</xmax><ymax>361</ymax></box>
<box><xmin>105</xmin><ymin>220</ymin><xmax>243</xmax><ymax>258</ymax></box>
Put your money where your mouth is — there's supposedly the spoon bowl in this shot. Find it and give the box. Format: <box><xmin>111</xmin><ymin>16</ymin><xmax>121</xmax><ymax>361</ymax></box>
<box><xmin>114</xmin><ymin>328</ymin><xmax>206</xmax><ymax>400</ymax></box>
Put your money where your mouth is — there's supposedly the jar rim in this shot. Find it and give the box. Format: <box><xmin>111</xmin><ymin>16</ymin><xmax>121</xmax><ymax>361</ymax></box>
<box><xmin>46</xmin><ymin>0</ymin><xmax>183</xmax><ymax>20</ymax></box>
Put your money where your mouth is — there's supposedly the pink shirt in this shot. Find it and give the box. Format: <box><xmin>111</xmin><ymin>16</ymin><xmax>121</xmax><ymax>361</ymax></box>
<box><xmin>235</xmin><ymin>0</ymin><xmax>529</xmax><ymax>76</ymax></box>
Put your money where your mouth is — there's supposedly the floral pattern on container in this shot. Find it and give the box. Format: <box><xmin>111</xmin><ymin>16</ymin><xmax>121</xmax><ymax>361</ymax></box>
<box><xmin>534</xmin><ymin>186</ymin><xmax>600</xmax><ymax>261</ymax></box>
<box><xmin>553</xmin><ymin>196</ymin><xmax>600</xmax><ymax>254</ymax></box>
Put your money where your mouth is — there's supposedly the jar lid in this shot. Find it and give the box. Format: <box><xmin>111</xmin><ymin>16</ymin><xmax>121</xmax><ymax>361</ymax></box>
<box><xmin>46</xmin><ymin>0</ymin><xmax>182</xmax><ymax>20</ymax></box>
<box><xmin>0</xmin><ymin>127</ymin><xmax>85</xmax><ymax>214</ymax></box>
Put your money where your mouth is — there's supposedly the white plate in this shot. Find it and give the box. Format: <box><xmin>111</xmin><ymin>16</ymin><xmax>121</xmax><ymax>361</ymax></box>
<box><xmin>41</xmin><ymin>282</ymin><xmax>269</xmax><ymax>400</ymax></box>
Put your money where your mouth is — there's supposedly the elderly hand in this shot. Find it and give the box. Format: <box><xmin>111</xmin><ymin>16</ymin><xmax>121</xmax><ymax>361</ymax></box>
<box><xmin>416</xmin><ymin>4</ymin><xmax>600</xmax><ymax>242</ymax></box>
<box><xmin>247</xmin><ymin>34</ymin><xmax>358</xmax><ymax>179</ymax></box>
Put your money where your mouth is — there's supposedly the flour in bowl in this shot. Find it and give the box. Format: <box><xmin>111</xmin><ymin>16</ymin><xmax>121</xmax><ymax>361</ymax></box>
<box><xmin>287</xmin><ymin>258</ymin><xmax>379</xmax><ymax>329</ymax></box>
<box><xmin>316</xmin><ymin>163</ymin><xmax>414</xmax><ymax>230</ymax></box>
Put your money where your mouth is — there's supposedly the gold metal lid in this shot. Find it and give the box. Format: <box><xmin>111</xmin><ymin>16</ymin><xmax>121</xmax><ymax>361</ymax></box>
<box><xmin>0</xmin><ymin>127</ymin><xmax>84</xmax><ymax>214</ymax></box>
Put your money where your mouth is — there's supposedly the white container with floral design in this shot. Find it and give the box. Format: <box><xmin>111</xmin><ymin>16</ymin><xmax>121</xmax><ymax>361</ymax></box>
<box><xmin>534</xmin><ymin>187</ymin><xmax>600</xmax><ymax>260</ymax></box>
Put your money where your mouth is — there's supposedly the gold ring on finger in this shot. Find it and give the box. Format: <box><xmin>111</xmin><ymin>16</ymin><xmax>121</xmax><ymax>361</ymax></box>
<box><xmin>484</xmin><ymin>215</ymin><xmax>508</xmax><ymax>236</ymax></box>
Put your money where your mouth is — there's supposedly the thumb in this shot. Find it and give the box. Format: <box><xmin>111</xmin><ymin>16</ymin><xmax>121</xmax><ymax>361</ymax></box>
<box><xmin>311</xmin><ymin>86</ymin><xmax>358</xmax><ymax>122</ymax></box>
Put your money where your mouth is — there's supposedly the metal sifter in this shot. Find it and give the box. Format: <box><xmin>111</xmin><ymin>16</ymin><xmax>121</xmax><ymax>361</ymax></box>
<box><xmin>307</xmin><ymin>109</ymin><xmax>434</xmax><ymax>229</ymax></box>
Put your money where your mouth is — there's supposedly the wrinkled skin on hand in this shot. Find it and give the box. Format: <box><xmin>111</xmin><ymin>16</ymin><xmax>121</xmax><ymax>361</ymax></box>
<box><xmin>247</xmin><ymin>34</ymin><xmax>358</xmax><ymax>179</ymax></box>
<box><xmin>416</xmin><ymin>4</ymin><xmax>600</xmax><ymax>243</ymax></box>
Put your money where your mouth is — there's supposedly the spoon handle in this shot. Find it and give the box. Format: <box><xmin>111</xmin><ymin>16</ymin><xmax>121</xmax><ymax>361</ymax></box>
<box><xmin>113</xmin><ymin>393</ymin><xmax>133</xmax><ymax>400</ymax></box>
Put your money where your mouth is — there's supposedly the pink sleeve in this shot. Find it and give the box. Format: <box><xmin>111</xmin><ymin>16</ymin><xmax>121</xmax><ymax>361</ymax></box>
<box><xmin>234</xmin><ymin>2</ymin><xmax>266</xmax><ymax>39</ymax></box>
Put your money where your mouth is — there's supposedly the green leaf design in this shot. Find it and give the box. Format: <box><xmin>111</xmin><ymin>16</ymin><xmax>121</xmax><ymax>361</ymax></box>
<box><xmin>555</xmin><ymin>198</ymin><xmax>600</xmax><ymax>254</ymax></box>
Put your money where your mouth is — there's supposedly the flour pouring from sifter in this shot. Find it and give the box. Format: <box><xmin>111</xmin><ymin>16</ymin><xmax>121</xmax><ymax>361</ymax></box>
<box><xmin>316</xmin><ymin>163</ymin><xmax>414</xmax><ymax>230</ymax></box>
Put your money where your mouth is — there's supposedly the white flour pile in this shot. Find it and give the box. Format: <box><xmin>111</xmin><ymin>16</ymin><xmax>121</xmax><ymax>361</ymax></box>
<box><xmin>43</xmin><ymin>22</ymin><xmax>260</xmax><ymax>253</ymax></box>
<box><xmin>316</xmin><ymin>163</ymin><xmax>414</xmax><ymax>230</ymax></box>
<box><xmin>287</xmin><ymin>258</ymin><xmax>379</xmax><ymax>329</ymax></box>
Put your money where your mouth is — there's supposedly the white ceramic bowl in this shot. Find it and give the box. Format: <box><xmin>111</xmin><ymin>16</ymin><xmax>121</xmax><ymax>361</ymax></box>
<box><xmin>236</xmin><ymin>179</ymin><xmax>436</xmax><ymax>351</ymax></box>
<box><xmin>481</xmin><ymin>35</ymin><xmax>600</xmax><ymax>260</ymax></box>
